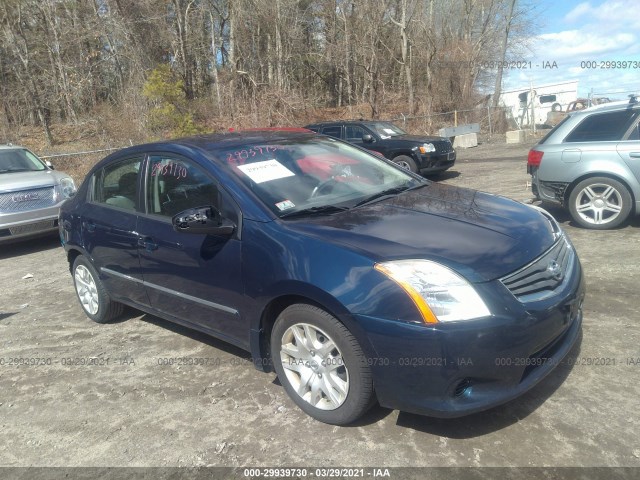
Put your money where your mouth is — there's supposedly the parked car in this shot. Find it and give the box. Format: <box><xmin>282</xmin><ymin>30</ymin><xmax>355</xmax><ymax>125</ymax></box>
<box><xmin>60</xmin><ymin>130</ymin><xmax>584</xmax><ymax>425</ymax></box>
<box><xmin>0</xmin><ymin>144</ymin><xmax>76</xmax><ymax>243</ymax></box>
<box><xmin>304</xmin><ymin>120</ymin><xmax>456</xmax><ymax>175</ymax></box>
<box><xmin>528</xmin><ymin>96</ymin><xmax>640</xmax><ymax>229</ymax></box>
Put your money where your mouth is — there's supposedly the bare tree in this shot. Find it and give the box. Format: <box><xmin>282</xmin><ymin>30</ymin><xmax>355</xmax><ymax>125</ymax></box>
<box><xmin>0</xmin><ymin>0</ymin><xmax>539</xmax><ymax>136</ymax></box>
<box><xmin>390</xmin><ymin>0</ymin><xmax>417</xmax><ymax>114</ymax></box>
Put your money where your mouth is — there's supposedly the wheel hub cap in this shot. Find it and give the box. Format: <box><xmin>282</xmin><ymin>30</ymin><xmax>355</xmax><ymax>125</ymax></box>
<box><xmin>74</xmin><ymin>265</ymin><xmax>99</xmax><ymax>315</ymax></box>
<box><xmin>279</xmin><ymin>323</ymin><xmax>349</xmax><ymax>410</ymax></box>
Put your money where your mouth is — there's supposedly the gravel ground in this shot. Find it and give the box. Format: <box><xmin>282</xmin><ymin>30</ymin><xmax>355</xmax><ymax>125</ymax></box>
<box><xmin>1</xmin><ymin>139</ymin><xmax>639</xmax><ymax>476</ymax></box>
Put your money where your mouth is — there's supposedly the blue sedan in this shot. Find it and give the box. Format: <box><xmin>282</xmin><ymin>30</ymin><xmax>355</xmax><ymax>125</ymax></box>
<box><xmin>59</xmin><ymin>130</ymin><xmax>585</xmax><ymax>425</ymax></box>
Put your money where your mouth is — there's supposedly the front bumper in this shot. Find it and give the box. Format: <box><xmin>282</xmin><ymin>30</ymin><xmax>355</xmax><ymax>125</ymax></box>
<box><xmin>0</xmin><ymin>206</ymin><xmax>62</xmax><ymax>243</ymax></box>
<box><xmin>353</xmin><ymin>256</ymin><xmax>585</xmax><ymax>418</ymax></box>
<box><xmin>418</xmin><ymin>150</ymin><xmax>456</xmax><ymax>174</ymax></box>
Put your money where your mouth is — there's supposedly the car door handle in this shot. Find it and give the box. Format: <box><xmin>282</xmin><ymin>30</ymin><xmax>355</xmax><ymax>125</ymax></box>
<box><xmin>629</xmin><ymin>152</ymin><xmax>640</xmax><ymax>158</ymax></box>
<box><xmin>138</xmin><ymin>237</ymin><xmax>159</xmax><ymax>252</ymax></box>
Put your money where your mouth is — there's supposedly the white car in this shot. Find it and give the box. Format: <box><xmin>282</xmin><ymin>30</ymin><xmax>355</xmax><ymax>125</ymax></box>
<box><xmin>0</xmin><ymin>144</ymin><xmax>76</xmax><ymax>243</ymax></box>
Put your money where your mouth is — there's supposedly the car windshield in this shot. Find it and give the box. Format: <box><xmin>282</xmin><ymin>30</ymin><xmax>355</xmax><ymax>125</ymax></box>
<box><xmin>367</xmin><ymin>122</ymin><xmax>407</xmax><ymax>139</ymax></box>
<box><xmin>0</xmin><ymin>149</ymin><xmax>47</xmax><ymax>173</ymax></box>
<box><xmin>221</xmin><ymin>136</ymin><xmax>424</xmax><ymax>218</ymax></box>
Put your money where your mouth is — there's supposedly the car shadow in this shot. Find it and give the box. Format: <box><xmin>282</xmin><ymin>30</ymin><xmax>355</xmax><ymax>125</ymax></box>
<box><xmin>0</xmin><ymin>312</ymin><xmax>18</xmax><ymax>322</ymax></box>
<box><xmin>393</xmin><ymin>330</ymin><xmax>582</xmax><ymax>437</ymax></box>
<box><xmin>538</xmin><ymin>203</ymin><xmax>571</xmax><ymax>223</ymax></box>
<box><xmin>348</xmin><ymin>404</ymin><xmax>396</xmax><ymax>426</ymax></box>
<box><xmin>118</xmin><ymin>308</ymin><xmax>582</xmax><ymax>435</ymax></box>
<box><xmin>136</xmin><ymin>312</ymin><xmax>253</xmax><ymax>360</ymax></box>
<box><xmin>540</xmin><ymin>202</ymin><xmax>640</xmax><ymax>230</ymax></box>
<box><xmin>0</xmin><ymin>234</ymin><xmax>61</xmax><ymax>260</ymax></box>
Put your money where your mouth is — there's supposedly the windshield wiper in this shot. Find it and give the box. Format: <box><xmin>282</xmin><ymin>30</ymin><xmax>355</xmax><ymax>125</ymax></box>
<box><xmin>279</xmin><ymin>205</ymin><xmax>349</xmax><ymax>219</ymax></box>
<box><xmin>353</xmin><ymin>182</ymin><xmax>426</xmax><ymax>208</ymax></box>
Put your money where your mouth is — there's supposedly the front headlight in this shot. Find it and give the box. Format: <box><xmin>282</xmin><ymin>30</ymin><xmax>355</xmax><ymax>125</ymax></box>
<box><xmin>60</xmin><ymin>177</ymin><xmax>77</xmax><ymax>198</ymax></box>
<box><xmin>375</xmin><ymin>260</ymin><xmax>490</xmax><ymax>323</ymax></box>
<box><xmin>418</xmin><ymin>143</ymin><xmax>436</xmax><ymax>154</ymax></box>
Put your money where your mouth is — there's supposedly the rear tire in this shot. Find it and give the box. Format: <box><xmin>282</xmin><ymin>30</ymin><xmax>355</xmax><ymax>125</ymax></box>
<box><xmin>568</xmin><ymin>177</ymin><xmax>632</xmax><ymax>229</ymax></box>
<box><xmin>72</xmin><ymin>255</ymin><xmax>124</xmax><ymax>323</ymax></box>
<box><xmin>393</xmin><ymin>155</ymin><xmax>418</xmax><ymax>173</ymax></box>
<box><xmin>271</xmin><ymin>304</ymin><xmax>375</xmax><ymax>425</ymax></box>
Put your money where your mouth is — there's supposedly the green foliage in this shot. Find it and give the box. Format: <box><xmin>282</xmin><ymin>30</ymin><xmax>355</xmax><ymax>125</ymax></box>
<box><xmin>143</xmin><ymin>65</ymin><xmax>184</xmax><ymax>105</ymax></box>
<box><xmin>142</xmin><ymin>65</ymin><xmax>203</xmax><ymax>138</ymax></box>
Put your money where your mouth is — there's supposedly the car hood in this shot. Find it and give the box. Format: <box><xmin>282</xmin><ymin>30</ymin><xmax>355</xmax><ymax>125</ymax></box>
<box><xmin>286</xmin><ymin>184</ymin><xmax>557</xmax><ymax>282</ymax></box>
<box><xmin>0</xmin><ymin>170</ymin><xmax>64</xmax><ymax>192</ymax></box>
<box><xmin>386</xmin><ymin>134</ymin><xmax>446</xmax><ymax>143</ymax></box>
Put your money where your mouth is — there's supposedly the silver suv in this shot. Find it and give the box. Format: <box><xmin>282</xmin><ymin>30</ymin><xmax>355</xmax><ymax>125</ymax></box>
<box><xmin>528</xmin><ymin>97</ymin><xmax>640</xmax><ymax>229</ymax></box>
<box><xmin>0</xmin><ymin>145</ymin><xmax>76</xmax><ymax>243</ymax></box>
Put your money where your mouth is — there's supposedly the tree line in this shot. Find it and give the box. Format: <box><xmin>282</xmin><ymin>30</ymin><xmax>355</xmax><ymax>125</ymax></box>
<box><xmin>0</xmin><ymin>0</ymin><xmax>530</xmax><ymax>144</ymax></box>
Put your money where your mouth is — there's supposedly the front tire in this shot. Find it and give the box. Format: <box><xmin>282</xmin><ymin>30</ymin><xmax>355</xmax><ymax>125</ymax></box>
<box><xmin>568</xmin><ymin>177</ymin><xmax>632</xmax><ymax>229</ymax></box>
<box><xmin>72</xmin><ymin>255</ymin><xmax>124</xmax><ymax>323</ymax></box>
<box><xmin>393</xmin><ymin>154</ymin><xmax>418</xmax><ymax>173</ymax></box>
<box><xmin>271</xmin><ymin>304</ymin><xmax>374</xmax><ymax>425</ymax></box>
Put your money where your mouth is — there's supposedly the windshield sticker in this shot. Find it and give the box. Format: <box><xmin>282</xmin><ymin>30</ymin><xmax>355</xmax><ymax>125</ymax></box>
<box><xmin>383</xmin><ymin>128</ymin><xmax>396</xmax><ymax>134</ymax></box>
<box><xmin>275</xmin><ymin>199</ymin><xmax>295</xmax><ymax>211</ymax></box>
<box><xmin>237</xmin><ymin>159</ymin><xmax>295</xmax><ymax>184</ymax></box>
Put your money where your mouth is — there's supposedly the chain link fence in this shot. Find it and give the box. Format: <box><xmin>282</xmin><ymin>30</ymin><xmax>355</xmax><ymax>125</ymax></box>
<box><xmin>390</xmin><ymin>106</ymin><xmax>515</xmax><ymax>139</ymax></box>
<box><xmin>40</xmin><ymin>147</ymin><xmax>124</xmax><ymax>183</ymax></box>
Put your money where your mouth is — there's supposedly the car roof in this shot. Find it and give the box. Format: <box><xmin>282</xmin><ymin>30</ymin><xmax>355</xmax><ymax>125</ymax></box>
<box><xmin>109</xmin><ymin>130</ymin><xmax>317</xmax><ymax>156</ymax></box>
<box><xmin>92</xmin><ymin>130</ymin><xmax>321</xmax><ymax>172</ymax></box>
<box><xmin>572</xmin><ymin>98</ymin><xmax>640</xmax><ymax>116</ymax></box>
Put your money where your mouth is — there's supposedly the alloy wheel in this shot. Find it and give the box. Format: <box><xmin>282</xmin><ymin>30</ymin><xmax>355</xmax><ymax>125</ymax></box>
<box><xmin>573</xmin><ymin>183</ymin><xmax>623</xmax><ymax>226</ymax></box>
<box><xmin>74</xmin><ymin>264</ymin><xmax>99</xmax><ymax>315</ymax></box>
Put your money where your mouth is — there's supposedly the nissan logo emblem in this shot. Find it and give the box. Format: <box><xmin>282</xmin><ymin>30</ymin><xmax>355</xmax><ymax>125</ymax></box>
<box><xmin>547</xmin><ymin>260</ymin><xmax>563</xmax><ymax>281</ymax></box>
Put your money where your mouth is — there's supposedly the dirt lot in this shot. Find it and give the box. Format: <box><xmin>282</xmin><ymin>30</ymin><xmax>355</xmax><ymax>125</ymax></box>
<box><xmin>1</xmin><ymin>139</ymin><xmax>639</xmax><ymax>474</ymax></box>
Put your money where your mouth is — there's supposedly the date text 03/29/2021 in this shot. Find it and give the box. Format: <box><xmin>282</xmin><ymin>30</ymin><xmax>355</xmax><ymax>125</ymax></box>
<box><xmin>243</xmin><ymin>468</ymin><xmax>391</xmax><ymax>478</ymax></box>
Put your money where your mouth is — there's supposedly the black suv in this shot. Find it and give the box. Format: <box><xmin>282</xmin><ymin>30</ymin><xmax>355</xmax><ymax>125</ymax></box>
<box><xmin>305</xmin><ymin>120</ymin><xmax>456</xmax><ymax>175</ymax></box>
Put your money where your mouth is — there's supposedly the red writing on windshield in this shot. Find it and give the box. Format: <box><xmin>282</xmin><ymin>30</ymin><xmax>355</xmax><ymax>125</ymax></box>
<box><xmin>227</xmin><ymin>146</ymin><xmax>280</xmax><ymax>166</ymax></box>
<box><xmin>151</xmin><ymin>162</ymin><xmax>188</xmax><ymax>179</ymax></box>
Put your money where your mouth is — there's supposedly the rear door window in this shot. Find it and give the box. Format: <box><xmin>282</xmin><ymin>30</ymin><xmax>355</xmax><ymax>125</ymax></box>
<box><xmin>320</xmin><ymin>126</ymin><xmax>342</xmax><ymax>139</ymax></box>
<box><xmin>92</xmin><ymin>157</ymin><xmax>142</xmax><ymax>210</ymax></box>
<box><xmin>565</xmin><ymin>109</ymin><xmax>640</xmax><ymax>142</ymax></box>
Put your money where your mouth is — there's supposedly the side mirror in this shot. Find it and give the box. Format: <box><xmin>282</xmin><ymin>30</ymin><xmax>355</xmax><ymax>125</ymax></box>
<box><xmin>362</xmin><ymin>134</ymin><xmax>374</xmax><ymax>143</ymax></box>
<box><xmin>172</xmin><ymin>206</ymin><xmax>235</xmax><ymax>236</ymax></box>
<box><xmin>45</xmin><ymin>160</ymin><xmax>54</xmax><ymax>170</ymax></box>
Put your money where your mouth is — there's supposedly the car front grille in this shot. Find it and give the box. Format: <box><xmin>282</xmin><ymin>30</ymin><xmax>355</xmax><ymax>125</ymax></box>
<box><xmin>0</xmin><ymin>187</ymin><xmax>56</xmax><ymax>213</ymax></box>
<box><xmin>501</xmin><ymin>237</ymin><xmax>574</xmax><ymax>301</ymax></box>
<box><xmin>432</xmin><ymin>140</ymin><xmax>454</xmax><ymax>154</ymax></box>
